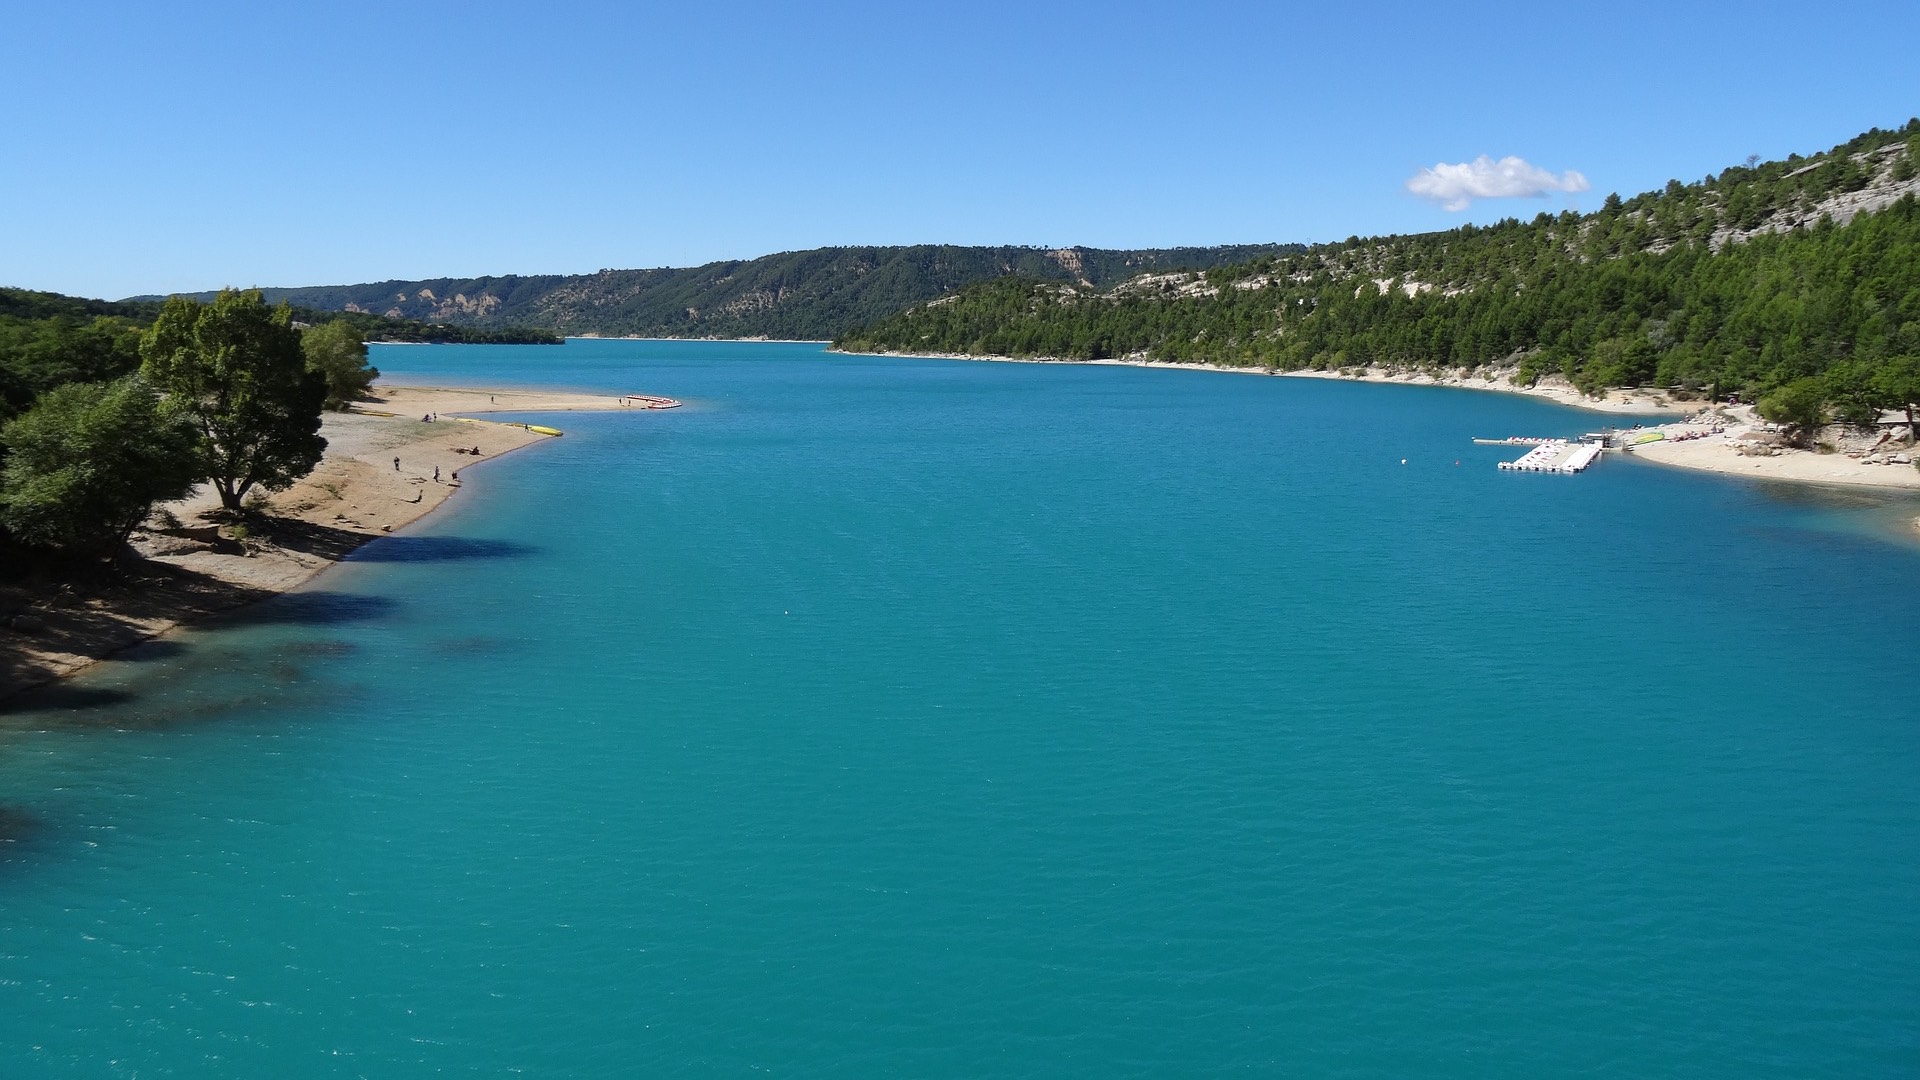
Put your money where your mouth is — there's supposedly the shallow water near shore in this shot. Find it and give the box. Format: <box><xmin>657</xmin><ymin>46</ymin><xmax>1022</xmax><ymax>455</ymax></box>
<box><xmin>4</xmin><ymin>340</ymin><xmax>1918</xmax><ymax>1077</ymax></box>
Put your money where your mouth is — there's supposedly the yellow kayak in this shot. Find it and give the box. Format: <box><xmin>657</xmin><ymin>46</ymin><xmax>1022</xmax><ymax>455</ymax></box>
<box><xmin>525</xmin><ymin>425</ymin><xmax>564</xmax><ymax>437</ymax></box>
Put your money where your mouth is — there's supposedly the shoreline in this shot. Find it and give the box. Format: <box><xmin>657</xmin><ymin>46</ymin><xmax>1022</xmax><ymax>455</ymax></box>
<box><xmin>1624</xmin><ymin>415</ymin><xmax>1920</xmax><ymax>491</ymax></box>
<box><xmin>841</xmin><ymin>349</ymin><xmax>1920</xmax><ymax>491</ymax></box>
<box><xmin>8</xmin><ymin>362</ymin><xmax>1917</xmax><ymax>704</ymax></box>
<box><xmin>566</xmin><ymin>335</ymin><xmax>829</xmax><ymax>344</ymax></box>
<box><xmin>833</xmin><ymin>348</ymin><xmax>1698</xmax><ymax>415</ymax></box>
<box><xmin>1</xmin><ymin>384</ymin><xmax>636</xmax><ymax>704</ymax></box>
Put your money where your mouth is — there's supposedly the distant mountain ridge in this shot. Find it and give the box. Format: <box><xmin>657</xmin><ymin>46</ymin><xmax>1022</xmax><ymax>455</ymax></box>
<box><xmin>136</xmin><ymin>244</ymin><xmax>1300</xmax><ymax>341</ymax></box>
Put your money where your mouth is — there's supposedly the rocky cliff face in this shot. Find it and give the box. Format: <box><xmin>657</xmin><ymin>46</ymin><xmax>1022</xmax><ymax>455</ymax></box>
<box><xmin>1709</xmin><ymin>143</ymin><xmax>1920</xmax><ymax>249</ymax></box>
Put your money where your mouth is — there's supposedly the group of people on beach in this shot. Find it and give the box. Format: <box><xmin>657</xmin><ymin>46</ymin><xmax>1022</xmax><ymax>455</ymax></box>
<box><xmin>392</xmin><ymin>456</ymin><xmax>466</xmax><ymax>484</ymax></box>
<box><xmin>1667</xmin><ymin>426</ymin><xmax>1726</xmax><ymax>442</ymax></box>
<box><xmin>1666</xmin><ymin>410</ymin><xmax>1729</xmax><ymax>441</ymax></box>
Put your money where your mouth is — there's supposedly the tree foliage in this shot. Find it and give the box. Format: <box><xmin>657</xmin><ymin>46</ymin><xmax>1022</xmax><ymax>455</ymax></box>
<box><xmin>299</xmin><ymin>310</ymin><xmax>561</xmax><ymax>344</ymax></box>
<box><xmin>139</xmin><ymin>289</ymin><xmax>327</xmax><ymax>514</ymax></box>
<box><xmin>0</xmin><ymin>313</ymin><xmax>144</xmax><ymax>423</ymax></box>
<box><xmin>301</xmin><ymin>319</ymin><xmax>380</xmax><ymax>410</ymax></box>
<box><xmin>0</xmin><ymin>377</ymin><xmax>203</xmax><ymax>556</ymax></box>
<box><xmin>1872</xmin><ymin>355</ymin><xmax>1920</xmax><ymax>438</ymax></box>
<box><xmin>1756</xmin><ymin>378</ymin><xmax>1831</xmax><ymax>445</ymax></box>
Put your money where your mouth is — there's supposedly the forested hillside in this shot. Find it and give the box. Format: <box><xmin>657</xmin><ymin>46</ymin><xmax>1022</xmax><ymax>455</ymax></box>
<box><xmin>837</xmin><ymin>123</ymin><xmax>1920</xmax><ymax>414</ymax></box>
<box><xmin>153</xmin><ymin>244</ymin><xmax>1299</xmax><ymax>341</ymax></box>
<box><xmin>0</xmin><ymin>288</ymin><xmax>557</xmax><ymax>351</ymax></box>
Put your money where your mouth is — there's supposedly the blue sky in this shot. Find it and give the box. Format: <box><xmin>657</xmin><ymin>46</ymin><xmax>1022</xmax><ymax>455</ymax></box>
<box><xmin>3</xmin><ymin>0</ymin><xmax>1915</xmax><ymax>299</ymax></box>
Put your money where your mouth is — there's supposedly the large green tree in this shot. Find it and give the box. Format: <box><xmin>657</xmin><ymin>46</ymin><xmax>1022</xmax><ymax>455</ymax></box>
<box><xmin>0</xmin><ymin>377</ymin><xmax>203</xmax><ymax>557</ymax></box>
<box><xmin>1757</xmin><ymin>378</ymin><xmax>1831</xmax><ymax>446</ymax></box>
<box><xmin>301</xmin><ymin>319</ymin><xmax>379</xmax><ymax>410</ymax></box>
<box><xmin>1821</xmin><ymin>360</ymin><xmax>1886</xmax><ymax>427</ymax></box>
<box><xmin>139</xmin><ymin>289</ymin><xmax>327</xmax><ymax>514</ymax></box>
<box><xmin>1872</xmin><ymin>356</ymin><xmax>1920</xmax><ymax>440</ymax></box>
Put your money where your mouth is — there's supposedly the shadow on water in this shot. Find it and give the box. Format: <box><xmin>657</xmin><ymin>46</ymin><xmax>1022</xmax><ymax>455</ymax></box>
<box><xmin>251</xmin><ymin>519</ymin><xmax>533</xmax><ymax>565</ymax></box>
<box><xmin>113</xmin><ymin>639</ymin><xmax>188</xmax><ymax>662</ymax></box>
<box><xmin>3</xmin><ymin>610</ymin><xmax>375</xmax><ymax>732</ymax></box>
<box><xmin>0</xmin><ymin>803</ymin><xmax>41</xmax><ymax>843</ymax></box>
<box><xmin>345</xmin><ymin>536</ymin><xmax>538</xmax><ymax>563</ymax></box>
<box><xmin>1750</xmin><ymin>479</ymin><xmax>1913</xmax><ymax>511</ymax></box>
<box><xmin>1746</xmin><ymin>479</ymin><xmax>1920</xmax><ymax>550</ymax></box>
<box><xmin>207</xmin><ymin>591</ymin><xmax>397</xmax><ymax>628</ymax></box>
<box><xmin>0</xmin><ymin>803</ymin><xmax>47</xmax><ymax>868</ymax></box>
<box><xmin>8</xmin><ymin>669</ymin><xmax>367</xmax><ymax>732</ymax></box>
<box><xmin>283</xmin><ymin>639</ymin><xmax>358</xmax><ymax>658</ymax></box>
<box><xmin>2</xmin><ymin>683</ymin><xmax>136</xmax><ymax>713</ymax></box>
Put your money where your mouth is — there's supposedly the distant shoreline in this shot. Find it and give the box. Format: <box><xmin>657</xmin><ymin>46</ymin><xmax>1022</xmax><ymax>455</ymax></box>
<box><xmin>831</xmin><ymin>347</ymin><xmax>1682</xmax><ymax>414</ymax></box>
<box><xmin>565</xmin><ymin>335</ymin><xmax>830</xmax><ymax>344</ymax></box>
<box><xmin>366</xmin><ymin>336</ymin><xmax>832</xmax><ymax>346</ymax></box>
<box><xmin>839</xmin><ymin>349</ymin><xmax>1920</xmax><ymax>493</ymax></box>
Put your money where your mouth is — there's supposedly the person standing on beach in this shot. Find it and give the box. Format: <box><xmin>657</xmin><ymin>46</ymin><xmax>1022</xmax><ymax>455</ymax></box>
<box><xmin>393</xmin><ymin>457</ymin><xmax>400</xmax><ymax>471</ymax></box>
<box><xmin>433</xmin><ymin>466</ymin><xmax>440</xmax><ymax>482</ymax></box>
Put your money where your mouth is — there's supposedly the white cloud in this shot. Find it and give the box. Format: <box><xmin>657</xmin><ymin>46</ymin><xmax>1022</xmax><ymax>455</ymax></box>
<box><xmin>1405</xmin><ymin>156</ymin><xmax>1591</xmax><ymax>212</ymax></box>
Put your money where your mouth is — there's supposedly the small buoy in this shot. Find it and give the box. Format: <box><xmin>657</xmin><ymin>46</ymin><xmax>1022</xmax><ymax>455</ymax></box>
<box><xmin>1400</xmin><ymin>458</ymin><xmax>1407</xmax><ymax>465</ymax></box>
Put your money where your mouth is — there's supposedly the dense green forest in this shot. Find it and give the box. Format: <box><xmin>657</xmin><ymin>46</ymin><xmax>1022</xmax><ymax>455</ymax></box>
<box><xmin>837</xmin><ymin>123</ymin><xmax>1920</xmax><ymax>421</ymax></box>
<box><xmin>154</xmin><ymin>244</ymin><xmax>1302</xmax><ymax>341</ymax></box>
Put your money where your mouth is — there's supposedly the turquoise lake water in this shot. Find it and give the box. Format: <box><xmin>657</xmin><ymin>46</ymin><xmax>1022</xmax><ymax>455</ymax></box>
<box><xmin>3</xmin><ymin>340</ymin><xmax>1919</xmax><ymax>1077</ymax></box>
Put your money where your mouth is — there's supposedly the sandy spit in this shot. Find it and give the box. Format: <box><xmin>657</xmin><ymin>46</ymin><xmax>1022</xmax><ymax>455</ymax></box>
<box><xmin>1</xmin><ymin>385</ymin><xmax>639</xmax><ymax>701</ymax></box>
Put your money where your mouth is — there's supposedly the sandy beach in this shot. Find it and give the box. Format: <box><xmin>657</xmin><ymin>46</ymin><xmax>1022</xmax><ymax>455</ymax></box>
<box><xmin>1</xmin><ymin>385</ymin><xmax>642</xmax><ymax>700</ymax></box>
<box><xmin>1624</xmin><ymin>408</ymin><xmax>1920</xmax><ymax>490</ymax></box>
